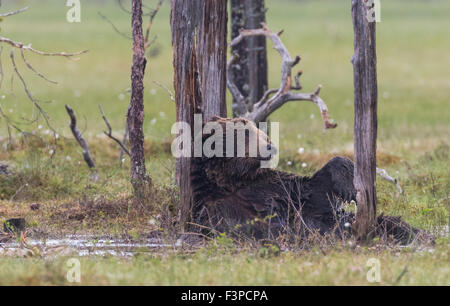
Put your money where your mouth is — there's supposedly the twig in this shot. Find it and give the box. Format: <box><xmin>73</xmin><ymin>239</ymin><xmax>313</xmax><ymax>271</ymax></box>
<box><xmin>65</xmin><ymin>105</ymin><xmax>97</xmax><ymax>179</ymax></box>
<box><xmin>0</xmin><ymin>36</ymin><xmax>88</xmax><ymax>58</ymax></box>
<box><xmin>98</xmin><ymin>12</ymin><xmax>132</xmax><ymax>40</ymax></box>
<box><xmin>117</xmin><ymin>0</ymin><xmax>132</xmax><ymax>14</ymax></box>
<box><xmin>9</xmin><ymin>184</ymin><xmax>25</xmax><ymax>201</ymax></box>
<box><xmin>0</xmin><ymin>6</ymin><xmax>28</xmax><ymax>17</ymax></box>
<box><xmin>20</xmin><ymin>49</ymin><xmax>58</xmax><ymax>84</ymax></box>
<box><xmin>117</xmin><ymin>0</ymin><xmax>154</xmax><ymax>16</ymax></box>
<box><xmin>144</xmin><ymin>0</ymin><xmax>164</xmax><ymax>48</ymax></box>
<box><xmin>99</xmin><ymin>104</ymin><xmax>130</xmax><ymax>156</ymax></box>
<box><xmin>376</xmin><ymin>167</ymin><xmax>403</xmax><ymax>194</ymax></box>
<box><xmin>153</xmin><ymin>81</ymin><xmax>174</xmax><ymax>103</ymax></box>
<box><xmin>10</xmin><ymin>50</ymin><xmax>53</xmax><ymax>129</ymax></box>
<box><xmin>145</xmin><ymin>35</ymin><xmax>158</xmax><ymax>50</ymax></box>
<box><xmin>228</xmin><ymin>23</ymin><xmax>337</xmax><ymax>131</ymax></box>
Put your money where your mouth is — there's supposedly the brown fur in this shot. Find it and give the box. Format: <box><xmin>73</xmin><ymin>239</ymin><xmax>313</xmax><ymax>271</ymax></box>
<box><xmin>190</xmin><ymin>117</ymin><xmax>422</xmax><ymax>244</ymax></box>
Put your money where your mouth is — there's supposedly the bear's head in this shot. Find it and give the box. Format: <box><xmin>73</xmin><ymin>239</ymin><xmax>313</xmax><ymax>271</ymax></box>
<box><xmin>195</xmin><ymin>116</ymin><xmax>276</xmax><ymax>180</ymax></box>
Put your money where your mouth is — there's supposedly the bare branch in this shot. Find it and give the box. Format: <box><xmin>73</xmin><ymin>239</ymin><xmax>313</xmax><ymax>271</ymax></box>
<box><xmin>20</xmin><ymin>49</ymin><xmax>58</xmax><ymax>84</ymax></box>
<box><xmin>0</xmin><ymin>36</ymin><xmax>88</xmax><ymax>57</ymax></box>
<box><xmin>228</xmin><ymin>23</ymin><xmax>337</xmax><ymax>131</ymax></box>
<box><xmin>10</xmin><ymin>50</ymin><xmax>54</xmax><ymax>129</ymax></box>
<box><xmin>0</xmin><ymin>6</ymin><xmax>28</xmax><ymax>17</ymax></box>
<box><xmin>153</xmin><ymin>81</ymin><xmax>175</xmax><ymax>103</ymax></box>
<box><xmin>99</xmin><ymin>104</ymin><xmax>130</xmax><ymax>157</ymax></box>
<box><xmin>144</xmin><ymin>0</ymin><xmax>164</xmax><ymax>47</ymax></box>
<box><xmin>117</xmin><ymin>0</ymin><xmax>132</xmax><ymax>14</ymax></box>
<box><xmin>145</xmin><ymin>34</ymin><xmax>158</xmax><ymax>49</ymax></box>
<box><xmin>65</xmin><ymin>105</ymin><xmax>97</xmax><ymax>179</ymax></box>
<box><xmin>0</xmin><ymin>105</ymin><xmax>25</xmax><ymax>134</ymax></box>
<box><xmin>98</xmin><ymin>12</ymin><xmax>132</xmax><ymax>40</ymax></box>
<box><xmin>377</xmin><ymin>167</ymin><xmax>403</xmax><ymax>194</ymax></box>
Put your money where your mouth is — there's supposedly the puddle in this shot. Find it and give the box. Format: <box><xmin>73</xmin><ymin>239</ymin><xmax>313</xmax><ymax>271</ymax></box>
<box><xmin>0</xmin><ymin>235</ymin><xmax>176</xmax><ymax>257</ymax></box>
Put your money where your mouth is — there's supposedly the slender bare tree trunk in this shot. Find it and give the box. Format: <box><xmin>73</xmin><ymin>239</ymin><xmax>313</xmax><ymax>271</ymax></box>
<box><xmin>244</xmin><ymin>0</ymin><xmax>268</xmax><ymax>108</ymax></box>
<box><xmin>351</xmin><ymin>0</ymin><xmax>378</xmax><ymax>241</ymax></box>
<box><xmin>230</xmin><ymin>0</ymin><xmax>267</xmax><ymax>115</ymax></box>
<box><xmin>128</xmin><ymin>0</ymin><xmax>151</xmax><ymax>200</ymax></box>
<box><xmin>230</xmin><ymin>0</ymin><xmax>248</xmax><ymax>116</ymax></box>
<box><xmin>170</xmin><ymin>0</ymin><xmax>227</xmax><ymax>228</ymax></box>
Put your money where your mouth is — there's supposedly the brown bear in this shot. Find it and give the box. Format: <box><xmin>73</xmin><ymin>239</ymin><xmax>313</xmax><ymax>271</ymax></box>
<box><xmin>190</xmin><ymin>116</ymin><xmax>420</xmax><ymax>244</ymax></box>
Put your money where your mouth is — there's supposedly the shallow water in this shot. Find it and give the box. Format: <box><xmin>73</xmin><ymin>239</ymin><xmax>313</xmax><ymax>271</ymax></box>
<box><xmin>1</xmin><ymin>225</ymin><xmax>447</xmax><ymax>258</ymax></box>
<box><xmin>0</xmin><ymin>235</ymin><xmax>174</xmax><ymax>257</ymax></box>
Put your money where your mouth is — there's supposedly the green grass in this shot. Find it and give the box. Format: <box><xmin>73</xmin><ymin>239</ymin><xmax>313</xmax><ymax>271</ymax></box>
<box><xmin>0</xmin><ymin>244</ymin><xmax>448</xmax><ymax>285</ymax></box>
<box><xmin>0</xmin><ymin>0</ymin><xmax>448</xmax><ymax>285</ymax></box>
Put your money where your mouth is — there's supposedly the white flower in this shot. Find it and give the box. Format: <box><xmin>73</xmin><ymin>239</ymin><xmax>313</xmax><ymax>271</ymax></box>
<box><xmin>55</xmin><ymin>133</ymin><xmax>59</xmax><ymax>139</ymax></box>
<box><xmin>150</xmin><ymin>88</ymin><xmax>157</xmax><ymax>95</ymax></box>
<box><xmin>297</xmin><ymin>133</ymin><xmax>302</xmax><ymax>139</ymax></box>
<box><xmin>287</xmin><ymin>161</ymin><xmax>292</xmax><ymax>166</ymax></box>
<box><xmin>1</xmin><ymin>95</ymin><xmax>5</xmax><ymax>99</ymax></box>
<box><xmin>118</xmin><ymin>93</ymin><xmax>125</xmax><ymax>100</ymax></box>
<box><xmin>301</xmin><ymin>162</ymin><xmax>307</xmax><ymax>168</ymax></box>
<box><xmin>150</xmin><ymin>118</ymin><xmax>157</xmax><ymax>125</ymax></box>
<box><xmin>310</xmin><ymin>114</ymin><xmax>315</xmax><ymax>119</ymax></box>
<box><xmin>298</xmin><ymin>147</ymin><xmax>304</xmax><ymax>154</ymax></box>
<box><xmin>66</xmin><ymin>156</ymin><xmax>71</xmax><ymax>161</ymax></box>
<box><xmin>49</xmin><ymin>149</ymin><xmax>54</xmax><ymax>155</ymax></box>
<box><xmin>344</xmin><ymin>222</ymin><xmax>351</xmax><ymax>228</ymax></box>
<box><xmin>38</xmin><ymin>125</ymin><xmax>43</xmax><ymax>130</ymax></box>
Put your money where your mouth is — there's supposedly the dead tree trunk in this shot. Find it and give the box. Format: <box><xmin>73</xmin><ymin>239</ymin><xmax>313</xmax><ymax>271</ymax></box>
<box><xmin>128</xmin><ymin>0</ymin><xmax>151</xmax><ymax>200</ymax></box>
<box><xmin>230</xmin><ymin>0</ymin><xmax>248</xmax><ymax>116</ymax></box>
<box><xmin>170</xmin><ymin>0</ymin><xmax>227</xmax><ymax>228</ymax></box>
<box><xmin>230</xmin><ymin>0</ymin><xmax>268</xmax><ymax>115</ymax></box>
<box><xmin>244</xmin><ymin>0</ymin><xmax>268</xmax><ymax>108</ymax></box>
<box><xmin>351</xmin><ymin>0</ymin><xmax>378</xmax><ymax>241</ymax></box>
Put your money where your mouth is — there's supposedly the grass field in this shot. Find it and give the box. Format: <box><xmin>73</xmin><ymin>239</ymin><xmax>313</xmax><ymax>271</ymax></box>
<box><xmin>0</xmin><ymin>0</ymin><xmax>448</xmax><ymax>285</ymax></box>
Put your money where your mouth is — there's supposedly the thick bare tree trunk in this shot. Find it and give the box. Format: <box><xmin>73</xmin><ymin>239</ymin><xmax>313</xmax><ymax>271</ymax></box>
<box><xmin>170</xmin><ymin>0</ymin><xmax>227</xmax><ymax>228</ymax></box>
<box><xmin>230</xmin><ymin>0</ymin><xmax>267</xmax><ymax>115</ymax></box>
<box><xmin>128</xmin><ymin>0</ymin><xmax>151</xmax><ymax>200</ymax></box>
<box><xmin>351</xmin><ymin>0</ymin><xmax>378</xmax><ymax>241</ymax></box>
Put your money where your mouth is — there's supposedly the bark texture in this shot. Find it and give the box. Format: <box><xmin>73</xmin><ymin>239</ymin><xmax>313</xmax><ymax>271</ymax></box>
<box><xmin>244</xmin><ymin>0</ymin><xmax>268</xmax><ymax>107</ymax></box>
<box><xmin>351</xmin><ymin>0</ymin><xmax>378</xmax><ymax>241</ymax></box>
<box><xmin>170</xmin><ymin>0</ymin><xmax>228</xmax><ymax>228</ymax></box>
<box><xmin>230</xmin><ymin>0</ymin><xmax>267</xmax><ymax>115</ymax></box>
<box><xmin>128</xmin><ymin>0</ymin><xmax>151</xmax><ymax>200</ymax></box>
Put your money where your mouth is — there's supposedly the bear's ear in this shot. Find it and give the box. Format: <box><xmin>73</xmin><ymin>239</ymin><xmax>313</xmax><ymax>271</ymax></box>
<box><xmin>210</xmin><ymin>115</ymin><xmax>224</xmax><ymax>122</ymax></box>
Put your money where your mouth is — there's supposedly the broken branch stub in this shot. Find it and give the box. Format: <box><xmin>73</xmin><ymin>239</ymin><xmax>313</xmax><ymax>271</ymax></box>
<box><xmin>227</xmin><ymin>23</ymin><xmax>337</xmax><ymax>131</ymax></box>
<box><xmin>65</xmin><ymin>105</ymin><xmax>98</xmax><ymax>180</ymax></box>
